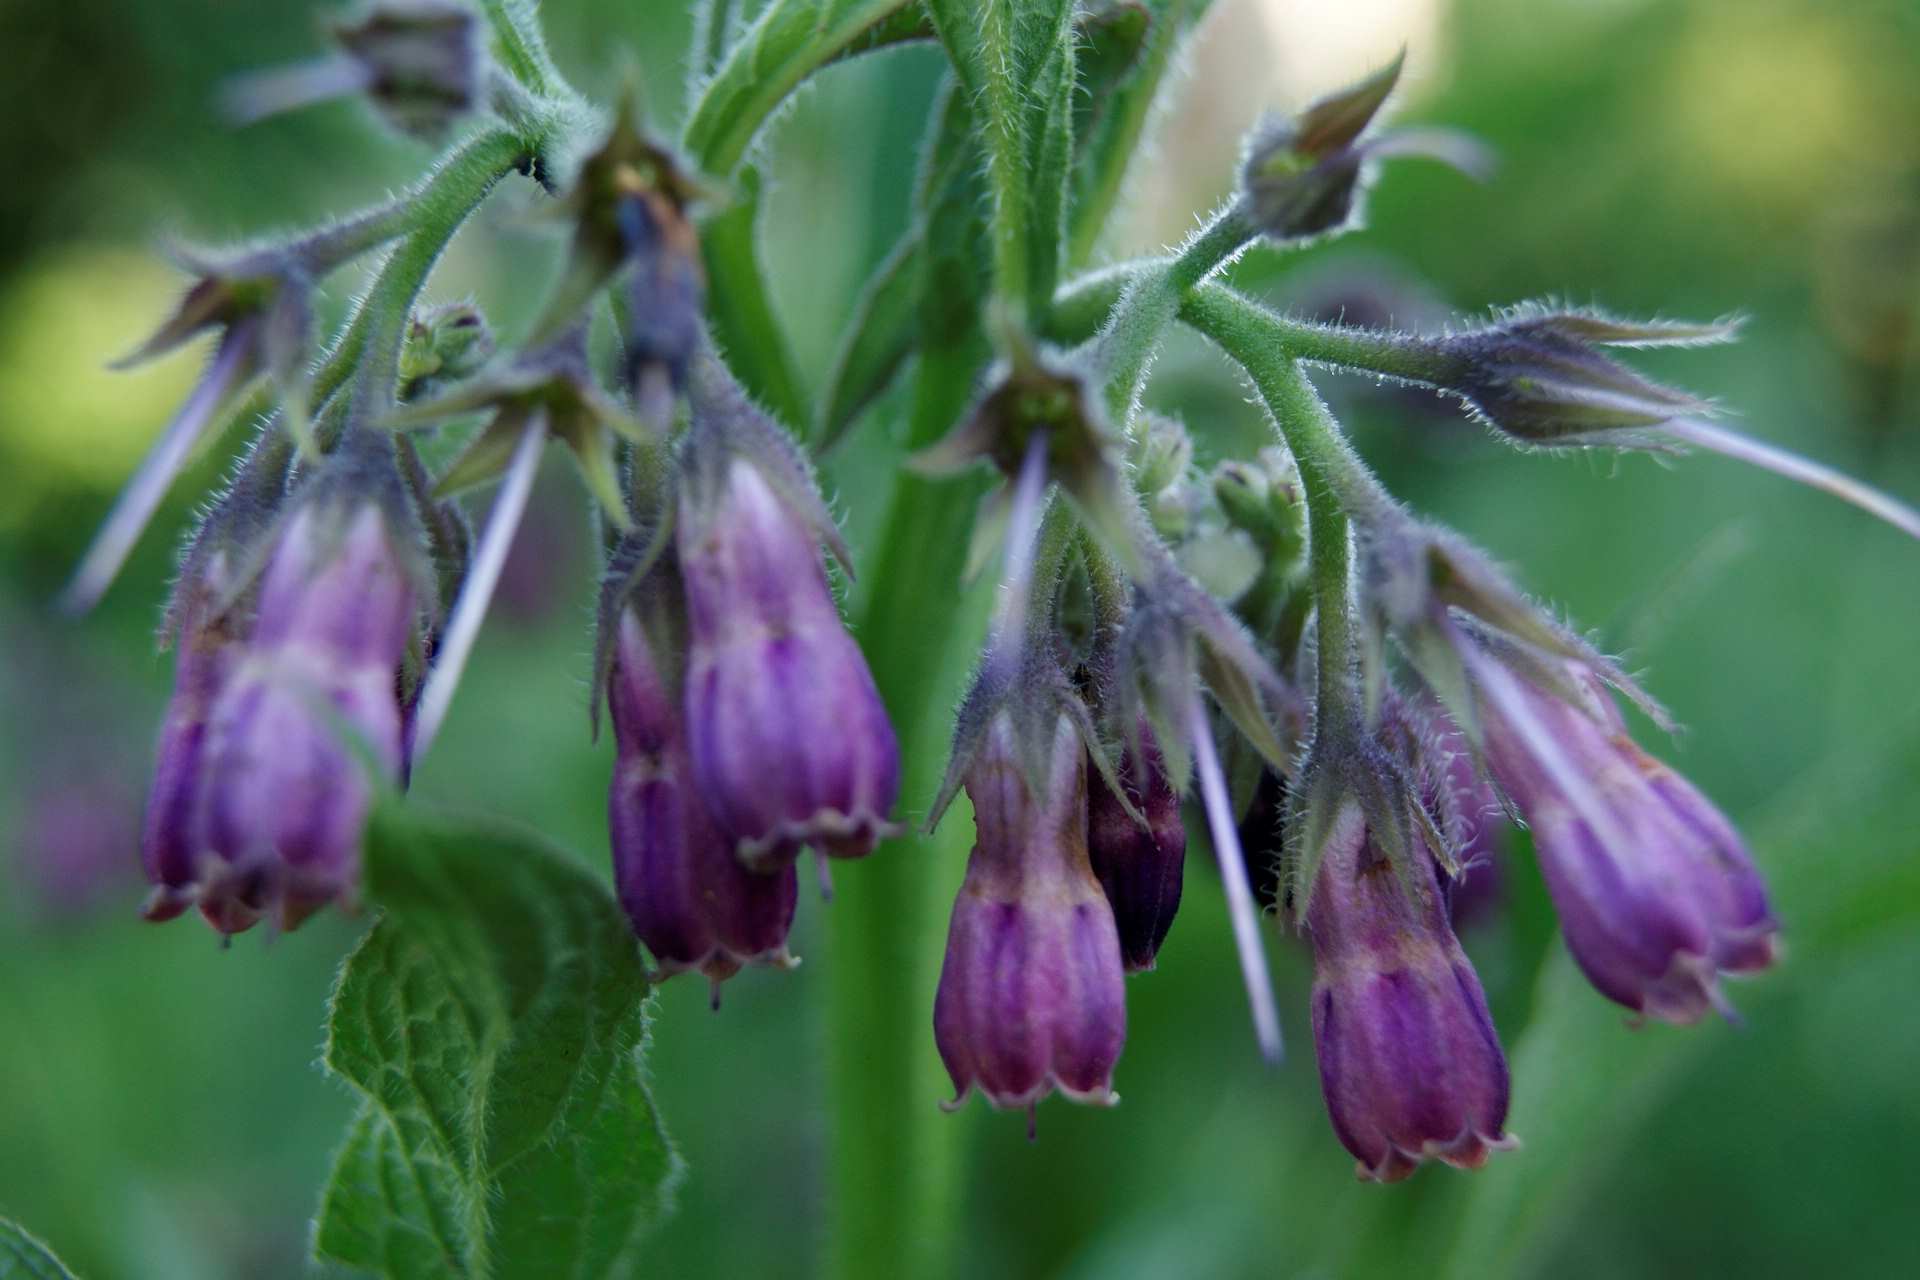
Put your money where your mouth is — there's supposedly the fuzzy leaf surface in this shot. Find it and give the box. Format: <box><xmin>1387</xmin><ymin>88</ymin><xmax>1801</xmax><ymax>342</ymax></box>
<box><xmin>684</xmin><ymin>0</ymin><xmax>919</xmax><ymax>173</ymax></box>
<box><xmin>313</xmin><ymin>801</ymin><xmax>681</xmax><ymax>1279</ymax></box>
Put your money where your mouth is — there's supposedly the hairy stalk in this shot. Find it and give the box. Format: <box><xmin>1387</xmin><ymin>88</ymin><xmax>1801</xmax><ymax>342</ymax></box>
<box><xmin>477</xmin><ymin>0</ymin><xmax>574</xmax><ymax>103</ymax></box>
<box><xmin>1091</xmin><ymin>200</ymin><xmax>1257</xmax><ymax>426</ymax></box>
<box><xmin>975</xmin><ymin>2</ymin><xmax>1031</xmax><ymax>318</ymax></box>
<box><xmin>347</xmin><ymin>128</ymin><xmax>531</xmax><ymax>423</ymax></box>
<box><xmin>1054</xmin><ymin>266</ymin><xmax>1466</xmax><ymax>386</ymax></box>
<box><xmin>1182</xmin><ymin>286</ymin><xmax>1402</xmax><ymax>527</ymax></box>
<box><xmin>1181</xmin><ymin>288</ymin><xmax>1387</xmax><ymax>729</ymax></box>
<box><xmin>826</xmin><ymin>336</ymin><xmax>988</xmax><ymax>1280</ymax></box>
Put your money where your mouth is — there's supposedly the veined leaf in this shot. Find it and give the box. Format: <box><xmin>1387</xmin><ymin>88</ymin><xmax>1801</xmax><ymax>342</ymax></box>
<box><xmin>684</xmin><ymin>0</ymin><xmax>921</xmax><ymax>174</ymax></box>
<box><xmin>313</xmin><ymin>801</ymin><xmax>682</xmax><ymax>1279</ymax></box>
<box><xmin>0</xmin><ymin>1219</ymin><xmax>75</xmax><ymax>1280</ymax></box>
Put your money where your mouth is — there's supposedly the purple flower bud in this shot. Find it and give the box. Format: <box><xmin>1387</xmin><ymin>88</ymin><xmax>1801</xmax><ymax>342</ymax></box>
<box><xmin>1434</xmin><ymin>309</ymin><xmax>1736</xmax><ymax>450</ymax></box>
<box><xmin>1307</xmin><ymin>805</ymin><xmax>1513</xmax><ymax>1182</ymax></box>
<box><xmin>140</xmin><ymin>555</ymin><xmax>249</xmax><ymax>924</ymax></box>
<box><xmin>1241</xmin><ymin>53</ymin><xmax>1490</xmax><ymax>243</ymax></box>
<box><xmin>934</xmin><ymin>714</ymin><xmax>1127</xmax><ymax>1112</ymax></box>
<box><xmin>330</xmin><ymin>0</ymin><xmax>483</xmax><ymax>141</ymax></box>
<box><xmin>679</xmin><ymin>455</ymin><xmax>899</xmax><ymax>868</ymax></box>
<box><xmin>1474</xmin><ymin>657</ymin><xmax>1779</xmax><ymax>1023</ymax></box>
<box><xmin>167</xmin><ymin>502</ymin><xmax>416</xmax><ymax>935</ymax></box>
<box><xmin>617</xmin><ymin>187</ymin><xmax>706</xmax><ymax>429</ymax></box>
<box><xmin>607</xmin><ymin>609</ymin><xmax>797</xmax><ymax>995</ymax></box>
<box><xmin>1086</xmin><ymin>725</ymin><xmax>1186</xmax><ymax>972</ymax></box>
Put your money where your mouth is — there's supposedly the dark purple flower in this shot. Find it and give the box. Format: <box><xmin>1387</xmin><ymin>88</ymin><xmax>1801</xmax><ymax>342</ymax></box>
<box><xmin>1307</xmin><ymin>803</ymin><xmax>1513</xmax><ymax>1182</ymax></box>
<box><xmin>934</xmin><ymin>714</ymin><xmax>1127</xmax><ymax>1113</ymax></box>
<box><xmin>165</xmin><ymin>501</ymin><xmax>416</xmax><ymax>935</ymax></box>
<box><xmin>1434</xmin><ymin>309</ymin><xmax>1736</xmax><ymax>450</ymax></box>
<box><xmin>679</xmin><ymin>453</ymin><xmax>899</xmax><ymax>869</ymax></box>
<box><xmin>1086</xmin><ymin>724</ymin><xmax>1186</xmax><ymax>972</ymax></box>
<box><xmin>608</xmin><ymin>607</ymin><xmax>797</xmax><ymax>999</ymax></box>
<box><xmin>1473</xmin><ymin>655</ymin><xmax>1779</xmax><ymax>1023</ymax></box>
<box><xmin>140</xmin><ymin>551</ymin><xmax>250</xmax><ymax>924</ymax></box>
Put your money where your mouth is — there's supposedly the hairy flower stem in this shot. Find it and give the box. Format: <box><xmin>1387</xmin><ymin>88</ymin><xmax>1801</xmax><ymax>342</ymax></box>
<box><xmin>478</xmin><ymin>0</ymin><xmax>576</xmax><ymax>105</ymax></box>
<box><xmin>826</xmin><ymin>337</ymin><xmax>988</xmax><ymax>1280</ymax></box>
<box><xmin>1054</xmin><ymin>267</ymin><xmax>1465</xmax><ymax>386</ymax></box>
<box><xmin>1180</xmin><ymin>287</ymin><xmax>1394</xmax><ymax>731</ymax></box>
<box><xmin>348</xmin><ymin>128</ymin><xmax>532</xmax><ymax>425</ymax></box>
<box><xmin>1092</xmin><ymin>200</ymin><xmax>1258</xmax><ymax>427</ymax></box>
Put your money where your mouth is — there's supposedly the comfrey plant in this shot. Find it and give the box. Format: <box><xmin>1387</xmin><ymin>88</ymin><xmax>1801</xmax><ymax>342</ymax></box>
<box><xmin>59</xmin><ymin>1</ymin><xmax>1920</xmax><ymax>1273</ymax></box>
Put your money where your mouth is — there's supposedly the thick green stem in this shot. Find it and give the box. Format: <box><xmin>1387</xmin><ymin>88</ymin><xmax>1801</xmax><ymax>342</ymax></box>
<box><xmin>975</xmin><ymin>5</ymin><xmax>1031</xmax><ymax>318</ymax></box>
<box><xmin>827</xmin><ymin>335</ymin><xmax>988</xmax><ymax>1280</ymax></box>
<box><xmin>1091</xmin><ymin>200</ymin><xmax>1257</xmax><ymax>426</ymax></box>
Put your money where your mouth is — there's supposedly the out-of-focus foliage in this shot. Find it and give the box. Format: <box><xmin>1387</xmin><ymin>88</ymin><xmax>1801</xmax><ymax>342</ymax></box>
<box><xmin>1</xmin><ymin>2</ymin><xmax>1917</xmax><ymax>1278</ymax></box>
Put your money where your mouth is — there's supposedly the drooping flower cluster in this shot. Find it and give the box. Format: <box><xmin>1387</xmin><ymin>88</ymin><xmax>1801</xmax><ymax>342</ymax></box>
<box><xmin>141</xmin><ymin>431</ymin><xmax>429</xmax><ymax>934</ymax></box>
<box><xmin>71</xmin><ymin>2</ymin><xmax>1920</xmax><ymax>1188</ymax></box>
<box><xmin>90</xmin><ymin>81</ymin><xmax>900</xmax><ymax>990</ymax></box>
<box><xmin>593</xmin><ymin>354</ymin><xmax>900</xmax><ymax>995</ymax></box>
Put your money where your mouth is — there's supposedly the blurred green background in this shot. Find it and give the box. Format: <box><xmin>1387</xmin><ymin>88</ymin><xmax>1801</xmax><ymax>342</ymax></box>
<box><xmin>2</xmin><ymin>1</ymin><xmax>1918</xmax><ymax>1276</ymax></box>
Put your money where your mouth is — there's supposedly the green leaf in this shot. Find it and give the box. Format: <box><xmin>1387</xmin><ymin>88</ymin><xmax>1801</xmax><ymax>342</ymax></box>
<box><xmin>313</xmin><ymin>801</ymin><xmax>682</xmax><ymax>1279</ymax></box>
<box><xmin>927</xmin><ymin>0</ymin><xmax>1078</xmax><ymax>321</ymax></box>
<box><xmin>0</xmin><ymin>1219</ymin><xmax>75</xmax><ymax>1280</ymax></box>
<box><xmin>701</xmin><ymin>166</ymin><xmax>811</xmax><ymax>434</ymax></box>
<box><xmin>683</xmin><ymin>0</ymin><xmax>920</xmax><ymax>174</ymax></box>
<box><xmin>816</xmin><ymin>75</ymin><xmax>988</xmax><ymax>449</ymax></box>
<box><xmin>1069</xmin><ymin>0</ymin><xmax>1217</xmax><ymax>267</ymax></box>
<box><xmin>816</xmin><ymin>230</ymin><xmax>922</xmax><ymax>450</ymax></box>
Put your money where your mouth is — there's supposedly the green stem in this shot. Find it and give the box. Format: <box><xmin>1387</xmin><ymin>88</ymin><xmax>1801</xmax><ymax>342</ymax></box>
<box><xmin>1091</xmin><ymin>200</ymin><xmax>1256</xmax><ymax>426</ymax></box>
<box><xmin>477</xmin><ymin>0</ymin><xmax>572</xmax><ymax>103</ymax></box>
<box><xmin>827</xmin><ymin>335</ymin><xmax>988</xmax><ymax>1280</ymax></box>
<box><xmin>691</xmin><ymin>0</ymin><xmax>736</xmax><ymax>85</ymax></box>
<box><xmin>1182</xmin><ymin>286</ymin><xmax>1394</xmax><ymax>729</ymax></box>
<box><xmin>1181</xmin><ymin>286</ymin><xmax>1403</xmax><ymax>525</ymax></box>
<box><xmin>1052</xmin><ymin>267</ymin><xmax>1467</xmax><ymax>389</ymax></box>
<box><xmin>976</xmin><ymin>4</ymin><xmax>1031</xmax><ymax>318</ymax></box>
<box><xmin>347</xmin><ymin>128</ymin><xmax>531</xmax><ymax>423</ymax></box>
<box><xmin>294</xmin><ymin>199</ymin><xmax>417</xmax><ymax>273</ymax></box>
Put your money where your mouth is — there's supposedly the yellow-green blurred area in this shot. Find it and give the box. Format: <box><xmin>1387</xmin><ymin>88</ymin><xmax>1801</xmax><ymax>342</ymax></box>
<box><xmin>3</xmin><ymin>1</ymin><xmax>1919</xmax><ymax>1277</ymax></box>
